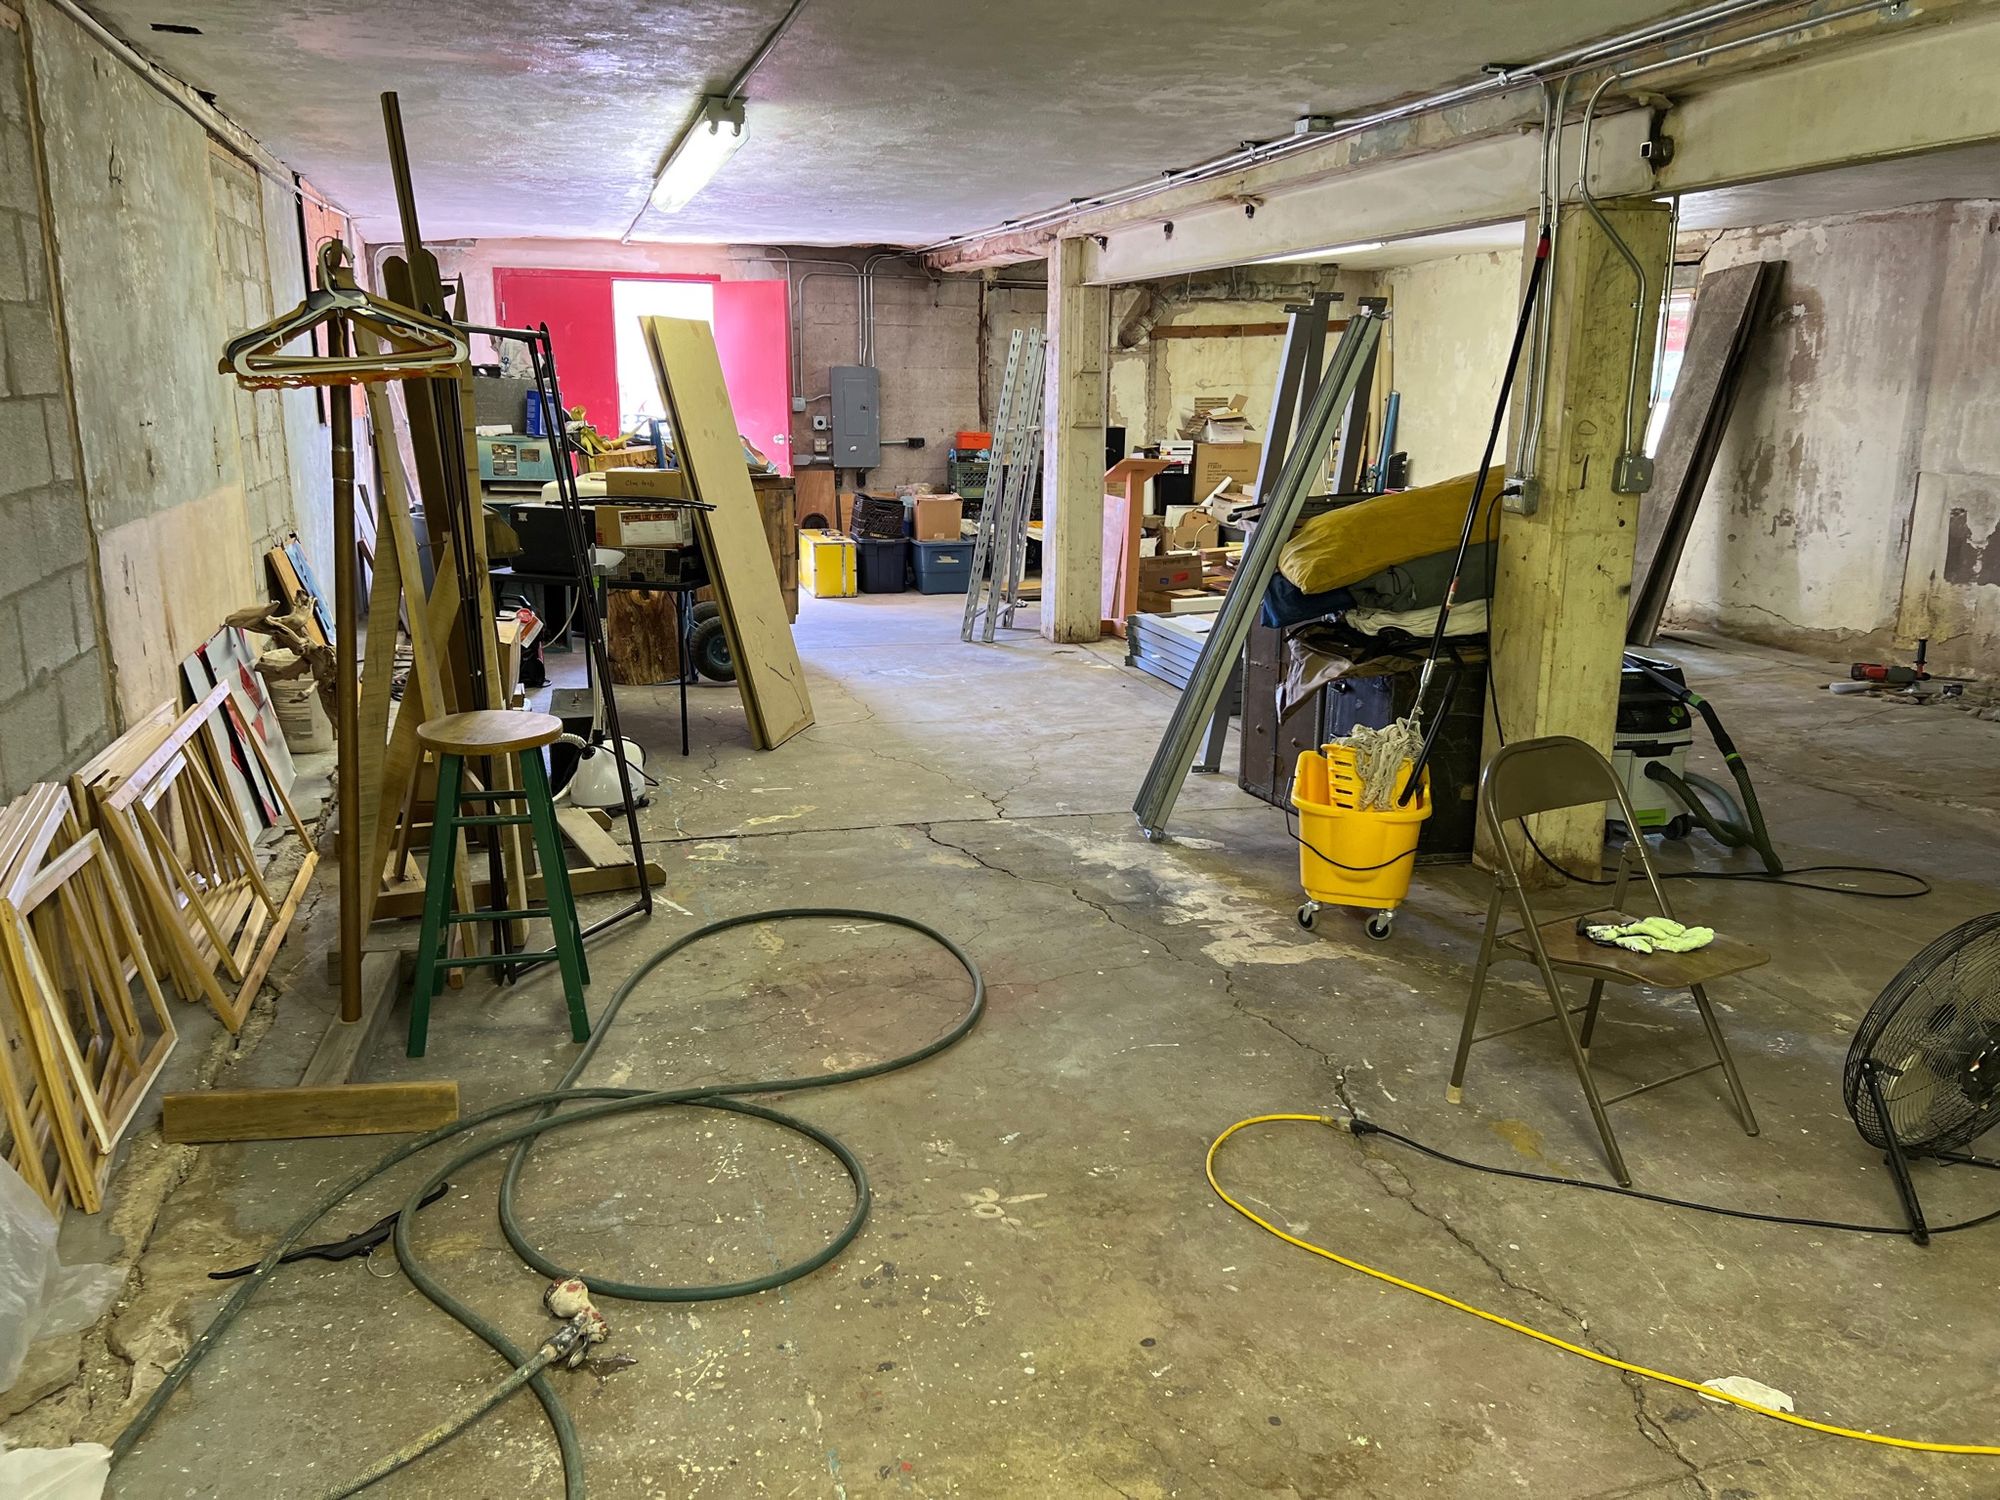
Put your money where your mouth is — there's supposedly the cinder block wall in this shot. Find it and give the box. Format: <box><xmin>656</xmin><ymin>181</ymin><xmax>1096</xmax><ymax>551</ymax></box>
<box><xmin>0</xmin><ymin>18</ymin><xmax>108</xmax><ymax>800</ymax></box>
<box><xmin>0</xmin><ymin>1</ymin><xmax>343</xmax><ymax>783</ymax></box>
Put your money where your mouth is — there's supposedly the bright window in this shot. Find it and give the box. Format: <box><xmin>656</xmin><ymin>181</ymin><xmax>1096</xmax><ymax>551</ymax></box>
<box><xmin>1644</xmin><ymin>288</ymin><xmax>1696</xmax><ymax>455</ymax></box>
<box><xmin>612</xmin><ymin>279</ymin><xmax>714</xmax><ymax>434</ymax></box>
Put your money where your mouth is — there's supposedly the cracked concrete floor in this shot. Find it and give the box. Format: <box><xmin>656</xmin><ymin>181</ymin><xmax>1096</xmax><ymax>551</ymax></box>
<box><xmin>43</xmin><ymin>592</ymin><xmax>2000</xmax><ymax>1497</ymax></box>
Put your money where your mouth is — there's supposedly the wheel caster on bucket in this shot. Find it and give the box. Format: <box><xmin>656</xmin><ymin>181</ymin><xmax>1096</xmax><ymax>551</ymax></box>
<box><xmin>1296</xmin><ymin>902</ymin><xmax>1318</xmax><ymax>931</ymax></box>
<box><xmin>1365</xmin><ymin>911</ymin><xmax>1395</xmax><ymax>942</ymax></box>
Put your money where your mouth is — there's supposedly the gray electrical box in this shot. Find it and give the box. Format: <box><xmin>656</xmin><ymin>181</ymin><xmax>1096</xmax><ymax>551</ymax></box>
<box><xmin>830</xmin><ymin>365</ymin><xmax>880</xmax><ymax>468</ymax></box>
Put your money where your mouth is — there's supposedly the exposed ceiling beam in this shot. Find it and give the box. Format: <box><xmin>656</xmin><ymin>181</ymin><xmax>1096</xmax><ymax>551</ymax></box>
<box><xmin>925</xmin><ymin>0</ymin><xmax>2000</xmax><ymax>283</ymax></box>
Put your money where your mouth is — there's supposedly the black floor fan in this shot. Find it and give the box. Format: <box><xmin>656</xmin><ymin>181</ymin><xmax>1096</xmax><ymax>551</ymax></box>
<box><xmin>1844</xmin><ymin>912</ymin><xmax>2000</xmax><ymax>1243</ymax></box>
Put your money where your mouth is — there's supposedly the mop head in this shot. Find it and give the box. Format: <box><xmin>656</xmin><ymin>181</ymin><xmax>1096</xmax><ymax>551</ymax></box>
<box><xmin>1580</xmin><ymin>915</ymin><xmax>1715</xmax><ymax>955</ymax></box>
<box><xmin>1327</xmin><ymin>715</ymin><xmax>1426</xmax><ymax>810</ymax></box>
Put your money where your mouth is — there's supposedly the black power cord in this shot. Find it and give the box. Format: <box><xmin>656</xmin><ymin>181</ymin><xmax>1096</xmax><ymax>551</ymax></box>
<box><xmin>1348</xmin><ymin>1114</ymin><xmax>2000</xmax><ymax>1238</ymax></box>
<box><xmin>1283</xmin><ymin>804</ymin><xmax>1421</xmax><ymax>875</ymax></box>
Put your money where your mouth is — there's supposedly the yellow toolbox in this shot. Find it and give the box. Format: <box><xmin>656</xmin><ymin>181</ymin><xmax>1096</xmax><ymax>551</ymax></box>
<box><xmin>799</xmin><ymin>529</ymin><xmax>858</xmax><ymax>598</ymax></box>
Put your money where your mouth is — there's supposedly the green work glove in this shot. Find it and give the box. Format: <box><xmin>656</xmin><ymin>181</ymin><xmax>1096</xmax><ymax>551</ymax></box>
<box><xmin>1581</xmin><ymin>915</ymin><xmax>1715</xmax><ymax>955</ymax></box>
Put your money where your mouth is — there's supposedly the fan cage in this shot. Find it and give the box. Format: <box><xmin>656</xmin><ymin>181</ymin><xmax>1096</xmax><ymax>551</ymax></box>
<box><xmin>1844</xmin><ymin>911</ymin><xmax>2000</xmax><ymax>1153</ymax></box>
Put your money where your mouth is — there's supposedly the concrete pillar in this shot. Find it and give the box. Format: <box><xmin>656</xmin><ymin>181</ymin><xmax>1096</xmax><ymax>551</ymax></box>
<box><xmin>1480</xmin><ymin>202</ymin><xmax>1673</xmax><ymax>882</ymax></box>
<box><xmin>1041</xmin><ymin>236</ymin><xmax>1108</xmax><ymax>643</ymax></box>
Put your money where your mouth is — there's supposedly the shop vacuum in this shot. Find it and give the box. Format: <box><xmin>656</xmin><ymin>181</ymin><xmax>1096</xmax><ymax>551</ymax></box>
<box><xmin>1612</xmin><ymin>651</ymin><xmax>1783</xmax><ymax>871</ymax></box>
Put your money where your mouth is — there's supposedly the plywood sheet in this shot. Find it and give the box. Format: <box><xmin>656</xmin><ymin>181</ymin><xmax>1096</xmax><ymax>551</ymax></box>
<box><xmin>643</xmin><ymin>317</ymin><xmax>812</xmax><ymax>748</ymax></box>
<box><xmin>96</xmin><ymin>487</ymin><xmax>260</xmax><ymax>719</ymax></box>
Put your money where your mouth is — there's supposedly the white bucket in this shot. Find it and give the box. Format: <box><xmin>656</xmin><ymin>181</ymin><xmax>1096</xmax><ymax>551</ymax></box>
<box><xmin>257</xmin><ymin>650</ymin><xmax>332</xmax><ymax>753</ymax></box>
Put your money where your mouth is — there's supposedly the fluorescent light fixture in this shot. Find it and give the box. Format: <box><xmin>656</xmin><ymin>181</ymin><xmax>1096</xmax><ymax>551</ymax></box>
<box><xmin>651</xmin><ymin>95</ymin><xmax>747</xmax><ymax>212</ymax></box>
<box><xmin>1253</xmin><ymin>240</ymin><xmax>1384</xmax><ymax>264</ymax></box>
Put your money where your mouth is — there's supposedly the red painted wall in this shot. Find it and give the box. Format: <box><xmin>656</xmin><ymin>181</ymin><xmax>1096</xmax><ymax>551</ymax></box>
<box><xmin>712</xmin><ymin>280</ymin><xmax>793</xmax><ymax>474</ymax></box>
<box><xmin>491</xmin><ymin>267</ymin><xmax>792</xmax><ymax>476</ymax></box>
<box><xmin>492</xmin><ymin>268</ymin><xmax>619</xmax><ymax>438</ymax></box>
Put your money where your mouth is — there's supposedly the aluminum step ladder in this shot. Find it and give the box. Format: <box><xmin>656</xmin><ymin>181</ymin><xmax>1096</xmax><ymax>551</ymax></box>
<box><xmin>960</xmin><ymin>328</ymin><xmax>1047</xmax><ymax>643</ymax></box>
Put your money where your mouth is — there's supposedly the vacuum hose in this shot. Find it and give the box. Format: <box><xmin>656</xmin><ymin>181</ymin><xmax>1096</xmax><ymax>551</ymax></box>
<box><xmin>111</xmin><ymin>908</ymin><xmax>985</xmax><ymax>1499</ymax></box>
<box><xmin>1625</xmin><ymin>658</ymin><xmax>1784</xmax><ymax>875</ymax></box>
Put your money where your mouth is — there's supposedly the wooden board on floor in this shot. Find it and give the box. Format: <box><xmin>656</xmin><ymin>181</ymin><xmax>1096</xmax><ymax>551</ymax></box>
<box><xmin>643</xmin><ymin>317</ymin><xmax>813</xmax><ymax>748</ymax></box>
<box><xmin>751</xmin><ymin>474</ymin><xmax>801</xmax><ymax>622</ymax></box>
<box><xmin>298</xmin><ymin>950</ymin><xmax>405</xmax><ymax>1087</ymax></box>
<box><xmin>555</xmin><ymin>806</ymin><xmax>626</xmax><ymax>868</ymax></box>
<box><xmin>373</xmin><ymin>858</ymin><xmax>668</xmax><ymax>920</ymax></box>
<box><xmin>161</xmin><ymin>1080</ymin><xmax>459</xmax><ymax>1143</ymax></box>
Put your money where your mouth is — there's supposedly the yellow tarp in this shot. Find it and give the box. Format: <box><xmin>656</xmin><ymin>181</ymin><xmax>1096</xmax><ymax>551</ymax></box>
<box><xmin>1277</xmin><ymin>467</ymin><xmax>1504</xmax><ymax>595</ymax></box>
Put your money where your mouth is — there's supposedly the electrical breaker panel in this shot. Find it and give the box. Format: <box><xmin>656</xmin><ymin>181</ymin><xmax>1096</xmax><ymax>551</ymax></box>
<box><xmin>830</xmin><ymin>365</ymin><xmax>880</xmax><ymax>468</ymax></box>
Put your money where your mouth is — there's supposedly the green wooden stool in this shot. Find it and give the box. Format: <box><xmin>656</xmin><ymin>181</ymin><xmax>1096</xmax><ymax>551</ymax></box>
<box><xmin>409</xmin><ymin>710</ymin><xmax>590</xmax><ymax>1057</ymax></box>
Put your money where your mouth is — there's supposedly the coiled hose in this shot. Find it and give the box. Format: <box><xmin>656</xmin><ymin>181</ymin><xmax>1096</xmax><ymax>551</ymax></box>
<box><xmin>111</xmin><ymin>907</ymin><xmax>985</xmax><ymax>1499</ymax></box>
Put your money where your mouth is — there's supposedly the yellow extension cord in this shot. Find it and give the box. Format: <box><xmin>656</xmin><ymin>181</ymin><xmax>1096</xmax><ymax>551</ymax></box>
<box><xmin>1206</xmin><ymin>1113</ymin><xmax>2000</xmax><ymax>1457</ymax></box>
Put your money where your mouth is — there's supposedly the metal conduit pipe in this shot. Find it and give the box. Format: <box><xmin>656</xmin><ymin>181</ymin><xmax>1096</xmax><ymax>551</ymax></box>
<box><xmin>799</xmin><ymin>268</ymin><xmax>864</xmax><ymax>370</ymax></box>
<box><xmin>860</xmin><ymin>252</ymin><xmax>910</xmax><ymax>365</ymax></box>
<box><xmin>1572</xmin><ymin>0</ymin><xmax>1905</xmax><ymax>471</ymax></box>
<box><xmin>722</xmin><ymin>0</ymin><xmax>812</xmax><ymax>101</ymax></box>
<box><xmin>1513</xmin><ymin>73</ymin><xmax>1573</xmax><ymax>488</ymax></box>
<box><xmin>919</xmin><ymin>0</ymin><xmax>1812</xmax><ymax>255</ymax></box>
<box><xmin>760</xmin><ymin>250</ymin><xmax>869</xmax><ymax>394</ymax></box>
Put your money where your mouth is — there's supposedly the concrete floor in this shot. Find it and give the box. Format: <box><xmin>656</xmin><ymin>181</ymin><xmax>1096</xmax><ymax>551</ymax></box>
<box><xmin>39</xmin><ymin>592</ymin><xmax>2000</xmax><ymax>1497</ymax></box>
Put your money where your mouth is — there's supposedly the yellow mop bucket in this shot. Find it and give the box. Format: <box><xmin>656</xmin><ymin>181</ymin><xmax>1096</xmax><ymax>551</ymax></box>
<box><xmin>1290</xmin><ymin>746</ymin><xmax>1431</xmax><ymax>940</ymax></box>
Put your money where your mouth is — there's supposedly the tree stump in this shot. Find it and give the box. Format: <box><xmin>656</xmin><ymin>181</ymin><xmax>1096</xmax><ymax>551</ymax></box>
<box><xmin>607</xmin><ymin>590</ymin><xmax>681</xmax><ymax>685</ymax></box>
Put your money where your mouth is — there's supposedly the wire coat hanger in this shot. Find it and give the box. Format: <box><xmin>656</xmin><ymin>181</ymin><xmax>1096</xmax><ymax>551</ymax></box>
<box><xmin>220</xmin><ymin>241</ymin><xmax>469</xmax><ymax>389</ymax></box>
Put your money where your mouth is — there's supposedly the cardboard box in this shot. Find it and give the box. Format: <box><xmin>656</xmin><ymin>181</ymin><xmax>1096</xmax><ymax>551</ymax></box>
<box><xmin>907</xmin><ymin>495</ymin><xmax>964</xmax><ymax>541</ymax></box>
<box><xmin>604</xmin><ymin>545</ymin><xmax>704</xmax><ymax>588</ymax></box>
<box><xmin>604</xmin><ymin>467</ymin><xmax>688</xmax><ymax>500</ymax></box>
<box><xmin>1137</xmin><ymin>587</ymin><xmax>1219</xmax><ymax>615</ymax></box>
<box><xmin>1179</xmin><ymin>395</ymin><xmax>1250</xmax><ymax>441</ymax></box>
<box><xmin>1192</xmin><ymin>442</ymin><xmax>1262</xmax><ymax>496</ymax></box>
<box><xmin>1167</xmin><ymin>511</ymin><xmax>1221</xmax><ymax>551</ymax></box>
<box><xmin>596</xmin><ymin>505</ymin><xmax>692</xmax><ymax>548</ymax></box>
<box><xmin>1136</xmin><ymin>552</ymin><xmax>1203</xmax><ymax>596</ymax></box>
<box><xmin>834</xmin><ymin>491</ymin><xmax>858</xmax><ymax>531</ymax></box>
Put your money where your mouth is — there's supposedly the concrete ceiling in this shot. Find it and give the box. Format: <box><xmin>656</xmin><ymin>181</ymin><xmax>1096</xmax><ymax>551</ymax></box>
<box><xmin>91</xmin><ymin>0</ymin><xmax>1709</xmax><ymax>247</ymax></box>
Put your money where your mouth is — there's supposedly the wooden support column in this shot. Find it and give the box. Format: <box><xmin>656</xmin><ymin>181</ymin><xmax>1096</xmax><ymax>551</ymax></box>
<box><xmin>1481</xmin><ymin>201</ymin><xmax>1673</xmax><ymax>883</ymax></box>
<box><xmin>1041</xmin><ymin>236</ymin><xmax>1109</xmax><ymax>643</ymax></box>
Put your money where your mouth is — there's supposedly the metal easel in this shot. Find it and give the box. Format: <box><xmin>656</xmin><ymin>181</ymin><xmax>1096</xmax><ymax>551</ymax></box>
<box><xmin>459</xmin><ymin>319</ymin><xmax>657</xmax><ymax>938</ymax></box>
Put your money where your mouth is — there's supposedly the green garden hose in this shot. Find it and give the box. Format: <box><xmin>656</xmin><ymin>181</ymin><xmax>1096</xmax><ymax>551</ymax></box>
<box><xmin>111</xmin><ymin>907</ymin><xmax>985</xmax><ymax>1498</ymax></box>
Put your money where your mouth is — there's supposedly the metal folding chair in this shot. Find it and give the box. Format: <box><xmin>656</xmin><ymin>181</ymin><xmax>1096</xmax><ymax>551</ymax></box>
<box><xmin>1450</xmin><ymin>735</ymin><xmax>1761</xmax><ymax>1184</ymax></box>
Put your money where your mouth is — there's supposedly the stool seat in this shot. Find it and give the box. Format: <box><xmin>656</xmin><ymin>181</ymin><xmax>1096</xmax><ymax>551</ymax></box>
<box><xmin>419</xmin><ymin>709</ymin><xmax>563</xmax><ymax>756</ymax></box>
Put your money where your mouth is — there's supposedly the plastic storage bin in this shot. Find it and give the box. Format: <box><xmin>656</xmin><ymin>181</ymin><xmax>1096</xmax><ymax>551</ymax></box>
<box><xmin>911</xmin><ymin>539</ymin><xmax>974</xmax><ymax>594</ymax></box>
<box><xmin>799</xmin><ymin>530</ymin><xmax>857</xmax><ymax>598</ymax></box>
<box><xmin>856</xmin><ymin>538</ymin><xmax>909</xmax><ymax>593</ymax></box>
<box><xmin>1289</xmin><ymin>746</ymin><xmax>1431</xmax><ymax>940</ymax></box>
